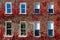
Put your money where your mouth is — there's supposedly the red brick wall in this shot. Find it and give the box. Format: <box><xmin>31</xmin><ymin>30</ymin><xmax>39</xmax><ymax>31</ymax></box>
<box><xmin>0</xmin><ymin>0</ymin><xmax>60</xmax><ymax>40</ymax></box>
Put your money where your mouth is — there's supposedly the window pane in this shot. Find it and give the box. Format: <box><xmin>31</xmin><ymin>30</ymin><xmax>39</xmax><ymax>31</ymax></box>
<box><xmin>35</xmin><ymin>9</ymin><xmax>39</xmax><ymax>13</ymax></box>
<box><xmin>20</xmin><ymin>22</ymin><xmax>26</xmax><ymax>36</ymax></box>
<box><xmin>21</xmin><ymin>9</ymin><xmax>25</xmax><ymax>13</ymax></box>
<box><xmin>6</xmin><ymin>22</ymin><xmax>12</xmax><ymax>36</ymax></box>
<box><xmin>7</xmin><ymin>30</ymin><xmax>11</xmax><ymax>35</ymax></box>
<box><xmin>21</xmin><ymin>32</ymin><xmax>26</xmax><ymax>35</ymax></box>
<box><xmin>21</xmin><ymin>30</ymin><xmax>25</xmax><ymax>32</ymax></box>
<box><xmin>48</xmin><ymin>30</ymin><xmax>53</xmax><ymax>36</ymax></box>
<box><xmin>5</xmin><ymin>21</ymin><xmax>12</xmax><ymax>37</ymax></box>
<box><xmin>34</xmin><ymin>22</ymin><xmax>40</xmax><ymax>37</ymax></box>
<box><xmin>20</xmin><ymin>3</ymin><xmax>26</xmax><ymax>14</ymax></box>
<box><xmin>48</xmin><ymin>4</ymin><xmax>54</xmax><ymax>9</ymax></box>
<box><xmin>35</xmin><ymin>30</ymin><xmax>39</xmax><ymax>36</ymax></box>
<box><xmin>6</xmin><ymin>2</ymin><xmax>12</xmax><ymax>14</ymax></box>
<box><xmin>48</xmin><ymin>9</ymin><xmax>53</xmax><ymax>13</ymax></box>
<box><xmin>21</xmin><ymin>30</ymin><xmax>26</xmax><ymax>35</ymax></box>
<box><xmin>48</xmin><ymin>4</ymin><xmax>54</xmax><ymax>13</ymax></box>
<box><xmin>21</xmin><ymin>4</ymin><xmax>25</xmax><ymax>8</ymax></box>
<box><xmin>21</xmin><ymin>23</ymin><xmax>26</xmax><ymax>28</ymax></box>
<box><xmin>7</xmin><ymin>22</ymin><xmax>11</xmax><ymax>28</ymax></box>
<box><xmin>48</xmin><ymin>22</ymin><xmax>54</xmax><ymax>29</ymax></box>
<box><xmin>7</xmin><ymin>9</ymin><xmax>11</xmax><ymax>13</ymax></box>
<box><xmin>34</xmin><ymin>22</ymin><xmax>40</xmax><ymax>30</ymax></box>
<box><xmin>35</xmin><ymin>3</ymin><xmax>40</xmax><ymax>9</ymax></box>
<box><xmin>34</xmin><ymin>3</ymin><xmax>40</xmax><ymax>13</ymax></box>
<box><xmin>7</xmin><ymin>4</ymin><xmax>11</xmax><ymax>8</ymax></box>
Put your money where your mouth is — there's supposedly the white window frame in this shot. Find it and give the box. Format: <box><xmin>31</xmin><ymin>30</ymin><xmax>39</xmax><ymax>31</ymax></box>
<box><xmin>20</xmin><ymin>2</ymin><xmax>26</xmax><ymax>14</ymax></box>
<box><xmin>34</xmin><ymin>2</ymin><xmax>40</xmax><ymax>14</ymax></box>
<box><xmin>48</xmin><ymin>21</ymin><xmax>54</xmax><ymax>37</ymax></box>
<box><xmin>5</xmin><ymin>2</ymin><xmax>12</xmax><ymax>14</ymax></box>
<box><xmin>48</xmin><ymin>4</ymin><xmax>54</xmax><ymax>14</ymax></box>
<box><xmin>34</xmin><ymin>21</ymin><xmax>40</xmax><ymax>37</ymax></box>
<box><xmin>19</xmin><ymin>21</ymin><xmax>27</xmax><ymax>37</ymax></box>
<box><xmin>4</xmin><ymin>21</ymin><xmax>13</xmax><ymax>37</ymax></box>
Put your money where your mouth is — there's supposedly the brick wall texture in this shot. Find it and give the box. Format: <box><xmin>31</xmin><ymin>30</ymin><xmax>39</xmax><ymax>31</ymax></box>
<box><xmin>0</xmin><ymin>0</ymin><xmax>60</xmax><ymax>40</ymax></box>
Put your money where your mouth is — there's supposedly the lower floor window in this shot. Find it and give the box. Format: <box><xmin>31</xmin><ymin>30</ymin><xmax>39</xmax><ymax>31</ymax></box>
<box><xmin>35</xmin><ymin>30</ymin><xmax>40</xmax><ymax>36</ymax></box>
<box><xmin>21</xmin><ymin>30</ymin><xmax>26</xmax><ymax>35</ymax></box>
<box><xmin>19</xmin><ymin>21</ymin><xmax>27</xmax><ymax>37</ymax></box>
<box><xmin>34</xmin><ymin>21</ymin><xmax>40</xmax><ymax>37</ymax></box>
<box><xmin>48</xmin><ymin>30</ymin><xmax>53</xmax><ymax>37</ymax></box>
<box><xmin>6</xmin><ymin>30</ymin><xmax>11</xmax><ymax>35</ymax></box>
<box><xmin>48</xmin><ymin>9</ymin><xmax>53</xmax><ymax>13</ymax></box>
<box><xmin>48</xmin><ymin>21</ymin><xmax>54</xmax><ymax>37</ymax></box>
<box><xmin>4</xmin><ymin>21</ymin><xmax>55</xmax><ymax>37</ymax></box>
<box><xmin>5</xmin><ymin>21</ymin><xmax>12</xmax><ymax>37</ymax></box>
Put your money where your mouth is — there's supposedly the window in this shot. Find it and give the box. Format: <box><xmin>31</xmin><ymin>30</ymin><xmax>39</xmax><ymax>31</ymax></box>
<box><xmin>5</xmin><ymin>2</ymin><xmax>12</xmax><ymax>14</ymax></box>
<box><xmin>20</xmin><ymin>3</ymin><xmax>26</xmax><ymax>14</ymax></box>
<box><xmin>48</xmin><ymin>4</ymin><xmax>54</xmax><ymax>13</ymax></box>
<box><xmin>34</xmin><ymin>21</ymin><xmax>40</xmax><ymax>37</ymax></box>
<box><xmin>34</xmin><ymin>3</ymin><xmax>40</xmax><ymax>13</ymax></box>
<box><xmin>4</xmin><ymin>21</ymin><xmax>13</xmax><ymax>37</ymax></box>
<box><xmin>48</xmin><ymin>21</ymin><xmax>54</xmax><ymax>37</ymax></box>
<box><xmin>19</xmin><ymin>21</ymin><xmax>27</xmax><ymax>37</ymax></box>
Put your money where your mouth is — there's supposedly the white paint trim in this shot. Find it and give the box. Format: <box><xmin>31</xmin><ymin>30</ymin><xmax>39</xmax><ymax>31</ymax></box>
<box><xmin>20</xmin><ymin>2</ymin><xmax>26</xmax><ymax>14</ymax></box>
<box><xmin>5</xmin><ymin>2</ymin><xmax>12</xmax><ymax>14</ymax></box>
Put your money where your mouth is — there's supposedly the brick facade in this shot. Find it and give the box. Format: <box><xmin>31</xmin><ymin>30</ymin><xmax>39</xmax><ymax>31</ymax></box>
<box><xmin>0</xmin><ymin>0</ymin><xmax>60</xmax><ymax>40</ymax></box>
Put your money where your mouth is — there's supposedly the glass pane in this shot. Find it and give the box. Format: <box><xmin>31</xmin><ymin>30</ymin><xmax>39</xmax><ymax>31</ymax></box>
<box><xmin>7</xmin><ymin>9</ymin><xmax>11</xmax><ymax>13</ymax></box>
<box><xmin>35</xmin><ymin>9</ymin><xmax>39</xmax><ymax>13</ymax></box>
<box><xmin>21</xmin><ymin>4</ymin><xmax>25</xmax><ymax>8</ymax></box>
<box><xmin>48</xmin><ymin>4</ymin><xmax>54</xmax><ymax>9</ymax></box>
<box><xmin>35</xmin><ymin>3</ymin><xmax>40</xmax><ymax>9</ymax></box>
<box><xmin>34</xmin><ymin>22</ymin><xmax>40</xmax><ymax>30</ymax></box>
<box><xmin>21</xmin><ymin>23</ymin><xmax>25</xmax><ymax>28</ymax></box>
<box><xmin>21</xmin><ymin>30</ymin><xmax>26</xmax><ymax>35</ymax></box>
<box><xmin>21</xmin><ymin>30</ymin><xmax>25</xmax><ymax>32</ymax></box>
<box><xmin>7</xmin><ymin>22</ymin><xmax>11</xmax><ymax>28</ymax></box>
<box><xmin>35</xmin><ymin>30</ymin><xmax>39</xmax><ymax>36</ymax></box>
<box><xmin>21</xmin><ymin>9</ymin><xmax>25</xmax><ymax>13</ymax></box>
<box><xmin>21</xmin><ymin>22</ymin><xmax>26</xmax><ymax>36</ymax></box>
<box><xmin>48</xmin><ymin>22</ymin><xmax>54</xmax><ymax>29</ymax></box>
<box><xmin>7</xmin><ymin>30</ymin><xmax>11</xmax><ymax>35</ymax></box>
<box><xmin>21</xmin><ymin>32</ymin><xmax>26</xmax><ymax>35</ymax></box>
<box><xmin>48</xmin><ymin>30</ymin><xmax>53</xmax><ymax>36</ymax></box>
<box><xmin>7</xmin><ymin>4</ymin><xmax>11</xmax><ymax>8</ymax></box>
<box><xmin>48</xmin><ymin>9</ymin><xmax>53</xmax><ymax>13</ymax></box>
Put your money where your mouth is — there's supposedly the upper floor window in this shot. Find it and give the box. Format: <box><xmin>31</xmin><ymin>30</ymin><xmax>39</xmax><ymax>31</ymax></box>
<box><xmin>34</xmin><ymin>3</ymin><xmax>40</xmax><ymax>13</ymax></box>
<box><xmin>19</xmin><ymin>21</ymin><xmax>27</xmax><ymax>37</ymax></box>
<box><xmin>20</xmin><ymin>3</ymin><xmax>26</xmax><ymax>14</ymax></box>
<box><xmin>34</xmin><ymin>21</ymin><xmax>40</xmax><ymax>37</ymax></box>
<box><xmin>48</xmin><ymin>4</ymin><xmax>54</xmax><ymax>13</ymax></box>
<box><xmin>48</xmin><ymin>21</ymin><xmax>54</xmax><ymax>37</ymax></box>
<box><xmin>5</xmin><ymin>2</ymin><xmax>12</xmax><ymax>14</ymax></box>
<box><xmin>4</xmin><ymin>21</ymin><xmax>13</xmax><ymax>37</ymax></box>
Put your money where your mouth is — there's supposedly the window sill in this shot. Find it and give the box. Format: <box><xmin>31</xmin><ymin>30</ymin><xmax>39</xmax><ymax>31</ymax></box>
<box><xmin>48</xmin><ymin>13</ymin><xmax>56</xmax><ymax>15</ymax></box>
<box><xmin>48</xmin><ymin>13</ymin><xmax>54</xmax><ymax>14</ymax></box>
<box><xmin>18</xmin><ymin>35</ymin><xmax>27</xmax><ymax>37</ymax></box>
<box><xmin>5</xmin><ymin>13</ymin><xmax>12</xmax><ymax>15</ymax></box>
<box><xmin>49</xmin><ymin>36</ymin><xmax>54</xmax><ymax>37</ymax></box>
<box><xmin>20</xmin><ymin>13</ymin><xmax>26</xmax><ymax>14</ymax></box>
<box><xmin>34</xmin><ymin>35</ymin><xmax>41</xmax><ymax>37</ymax></box>
<box><xmin>4</xmin><ymin>35</ymin><xmax>13</xmax><ymax>37</ymax></box>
